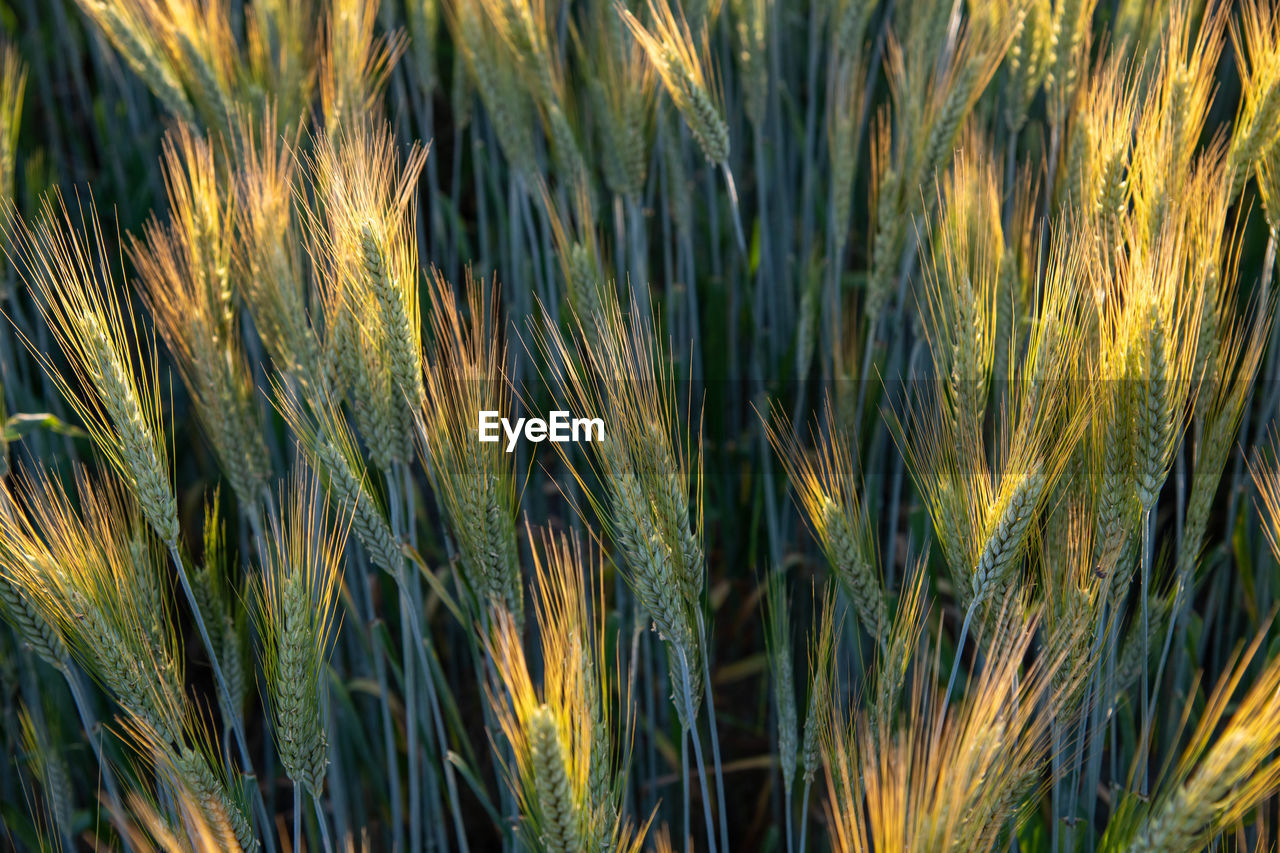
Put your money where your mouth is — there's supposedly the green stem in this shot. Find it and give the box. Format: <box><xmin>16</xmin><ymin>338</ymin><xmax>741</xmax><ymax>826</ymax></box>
<box><xmin>405</xmin><ymin>590</ymin><xmax>471</xmax><ymax>853</ymax></box>
<box><xmin>313</xmin><ymin>791</ymin><xmax>334</xmax><ymax>853</ymax></box>
<box><xmin>166</xmin><ymin>541</ymin><xmax>274</xmax><ymax>853</ymax></box>
<box><xmin>293</xmin><ymin>780</ymin><xmax>302</xmax><ymax>853</ymax></box>
<box><xmin>389</xmin><ymin>468</ymin><xmax>423</xmax><ymax>853</ymax></box>
<box><xmin>720</xmin><ymin>161</ymin><xmax>747</xmax><ymax>256</ymax></box>
<box><xmin>699</xmin><ymin>612</ymin><xmax>730</xmax><ymax>851</ymax></box>
<box><xmin>940</xmin><ymin>599</ymin><xmax>976</xmax><ymax>729</ymax></box>
<box><xmin>683</xmin><ymin>727</ymin><xmax>691</xmax><ymax>853</ymax></box>
<box><xmin>65</xmin><ymin>669</ymin><xmax>126</xmax><ymax>848</ymax></box>
<box><xmin>784</xmin><ymin>781</ymin><xmax>794</xmax><ymax>853</ymax></box>
<box><xmin>797</xmin><ymin>778</ymin><xmax>812</xmax><ymax>853</ymax></box>
<box><xmin>1137</xmin><ymin>507</ymin><xmax>1153</xmax><ymax>797</ymax></box>
<box><xmin>678</xmin><ymin>650</ymin><xmax>718</xmax><ymax>853</ymax></box>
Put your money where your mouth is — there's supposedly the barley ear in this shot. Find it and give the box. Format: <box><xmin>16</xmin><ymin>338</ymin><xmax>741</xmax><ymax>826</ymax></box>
<box><xmin>529</xmin><ymin>706</ymin><xmax>584</xmax><ymax>853</ymax></box>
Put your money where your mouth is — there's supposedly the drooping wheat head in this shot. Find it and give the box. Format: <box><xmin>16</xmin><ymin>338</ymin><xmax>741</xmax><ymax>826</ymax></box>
<box><xmin>308</xmin><ymin>123</ymin><xmax>428</xmax><ymax>469</ymax></box>
<box><xmin>0</xmin><ymin>568</ymin><xmax>71</xmax><ymax>672</ymax></box>
<box><xmin>763</xmin><ymin>403</ymin><xmax>886</xmax><ymax>646</ymax></box>
<box><xmin>75</xmin><ymin>0</ymin><xmax>250</xmax><ymax>137</ymax></box>
<box><xmin>0</xmin><ymin>467</ymin><xmax>186</xmax><ymax>746</ymax></box>
<box><xmin>0</xmin><ymin>41</ymin><xmax>25</xmax><ymax>210</ymax></box>
<box><xmin>475</xmin><ymin>0</ymin><xmax>573</xmax><ymax>168</ymax></box>
<box><xmin>234</xmin><ymin>116</ymin><xmax>323</xmax><ymax>386</ymax></box>
<box><xmin>253</xmin><ymin>464</ymin><xmax>347</xmax><ymax>795</ymax></box>
<box><xmin>1227</xmin><ymin>0</ymin><xmax>1280</xmax><ymax>199</ymax></box>
<box><xmin>416</xmin><ymin>270</ymin><xmax>523</xmax><ymax>625</ymax></box>
<box><xmin>116</xmin><ymin>711</ymin><xmax>256</xmax><ymax>851</ymax></box>
<box><xmin>320</xmin><ymin>0</ymin><xmax>406</xmax><ymax>133</ymax></box>
<box><xmin>447</xmin><ymin>0</ymin><xmax>539</xmax><ymax>177</ymax></box>
<box><xmin>487</xmin><ymin>529</ymin><xmax>637</xmax><ymax>852</ymax></box>
<box><xmin>823</xmin><ymin>609</ymin><xmax>1072</xmax><ymax>853</ymax></box>
<box><xmin>5</xmin><ymin>196</ymin><xmax>180</xmax><ymax>547</ymax></box>
<box><xmin>583</xmin><ymin>6</ymin><xmax>656</xmax><ymax>199</ymax></box>
<box><xmin>537</xmin><ymin>282</ymin><xmax>705</xmax><ymax>726</ymax></box>
<box><xmin>131</xmin><ymin>126</ymin><xmax>270</xmax><ymax>510</ymax></box>
<box><xmin>898</xmin><ymin>224</ymin><xmax>1090</xmax><ymax>613</ymax></box>
<box><xmin>621</xmin><ymin>0</ymin><xmax>729</xmax><ymax>164</ymax></box>
<box><xmin>276</xmin><ymin>383</ymin><xmax>402</xmax><ymax>578</ymax></box>
<box><xmin>73</xmin><ymin>0</ymin><xmax>197</xmax><ymax>125</ymax></box>
<box><xmin>1122</xmin><ymin>620</ymin><xmax>1280</xmax><ymax>850</ymax></box>
<box><xmin>17</xmin><ymin>704</ymin><xmax>73</xmax><ymax>846</ymax></box>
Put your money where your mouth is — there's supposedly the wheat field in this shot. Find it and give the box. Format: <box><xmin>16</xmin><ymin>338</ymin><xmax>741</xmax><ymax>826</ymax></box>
<box><xmin>0</xmin><ymin>0</ymin><xmax>1279</xmax><ymax>850</ymax></box>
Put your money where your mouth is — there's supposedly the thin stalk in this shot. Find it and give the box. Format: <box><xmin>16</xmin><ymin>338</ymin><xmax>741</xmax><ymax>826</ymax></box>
<box><xmin>1077</xmin><ymin>597</ymin><xmax>1114</xmax><ymax>834</ymax></box>
<box><xmin>294</xmin><ymin>781</ymin><xmax>303</xmax><ymax>853</ymax></box>
<box><xmin>798</xmin><ymin>779</ymin><xmax>812</xmax><ymax>853</ymax></box>
<box><xmin>1153</xmin><ymin>556</ymin><xmax>1194</xmax><ymax>729</ymax></box>
<box><xmin>682</xmin><ymin>229</ymin><xmax>703</xmax><ymax>383</ymax></box>
<box><xmin>470</xmin><ymin>121</ymin><xmax>489</xmax><ymax>273</ymax></box>
<box><xmin>409</xmin><ymin>595</ymin><xmax>472</xmax><ymax>853</ymax></box>
<box><xmin>166</xmin><ymin>541</ymin><xmax>275</xmax><ymax>853</ymax></box>
<box><xmin>360</xmin><ymin>551</ymin><xmax>403</xmax><ymax>851</ymax></box>
<box><xmin>784</xmin><ymin>783</ymin><xmax>794</xmax><ymax>853</ymax></box>
<box><xmin>518</xmin><ymin>186</ymin><xmax>551</xmax><ymax>311</ymax></box>
<box><xmin>1104</xmin><ymin>606</ymin><xmax>1121</xmax><ymax>799</ymax></box>
<box><xmin>1261</xmin><ymin>228</ymin><xmax>1277</xmax><ymax>307</ymax></box>
<box><xmin>1138</xmin><ymin>507</ymin><xmax>1153</xmax><ymax>797</ymax></box>
<box><xmin>683</xmin><ymin>728</ymin><xmax>691</xmax><ymax>853</ymax></box>
<box><xmin>262</xmin><ymin>706</ymin><xmax>278</xmax><ymax>848</ymax></box>
<box><xmin>767</xmin><ymin>0</ymin><xmax>791</xmax><ymax>271</ymax></box>
<box><xmin>720</xmin><ymin>161</ymin><xmax>748</xmax><ymax>256</ymax></box>
<box><xmin>507</xmin><ymin>178</ymin><xmax>526</xmax><ymax>386</ymax></box>
<box><xmin>325</xmin><ymin>719</ymin><xmax>350</xmax><ymax>852</ymax></box>
<box><xmin>614</xmin><ymin>194</ymin><xmax>628</xmax><ymax>298</ymax></box>
<box><xmin>699</xmin><ymin>612</ymin><xmax>729</xmax><ymax>852</ymax></box>
<box><xmin>940</xmin><ymin>599</ymin><xmax>977</xmax><ymax>727</ymax></box>
<box><xmin>313</xmin><ymin>792</ymin><xmax>334</xmax><ymax>853</ymax></box>
<box><xmin>392</xmin><ymin>473</ymin><xmax>424</xmax><ymax>853</ymax></box>
<box><xmin>752</xmin><ymin>124</ymin><xmax>775</xmax><ymax>363</ymax></box>
<box><xmin>1051</xmin><ymin>720</ymin><xmax>1061</xmax><ymax>853</ymax></box>
<box><xmin>853</xmin><ymin>321</ymin><xmax>877</xmax><ymax>437</ymax></box>
<box><xmin>824</xmin><ymin>219</ymin><xmax>845</xmax><ymax>392</ymax></box>
<box><xmin>797</xmin><ymin>6</ymin><xmax>823</xmax><ymax>272</ymax></box>
<box><xmin>642</xmin><ymin>619</ymin><xmax>659</xmax><ymax>818</ymax></box>
<box><xmin>402</xmin><ymin>595</ymin><xmax>422</xmax><ymax>852</ymax></box>
<box><xmin>627</xmin><ymin>195</ymin><xmax>650</xmax><ymax>314</ymax></box>
<box><xmin>66</xmin><ymin>669</ymin><xmax>125</xmax><ymax>841</ymax></box>
<box><xmin>677</xmin><ymin>650</ymin><xmax>717</xmax><ymax>853</ymax></box>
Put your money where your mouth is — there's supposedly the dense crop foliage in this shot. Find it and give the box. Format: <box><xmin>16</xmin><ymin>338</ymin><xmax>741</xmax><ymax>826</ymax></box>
<box><xmin>1</xmin><ymin>0</ymin><xmax>1280</xmax><ymax>850</ymax></box>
